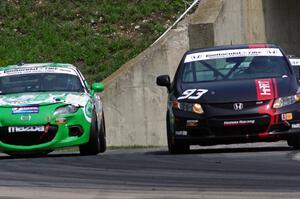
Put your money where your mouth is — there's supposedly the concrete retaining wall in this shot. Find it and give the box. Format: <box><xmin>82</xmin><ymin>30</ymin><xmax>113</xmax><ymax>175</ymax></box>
<box><xmin>189</xmin><ymin>0</ymin><xmax>266</xmax><ymax>48</ymax></box>
<box><xmin>102</xmin><ymin>21</ymin><xmax>189</xmax><ymax>146</ymax></box>
<box><xmin>263</xmin><ymin>0</ymin><xmax>300</xmax><ymax>54</ymax></box>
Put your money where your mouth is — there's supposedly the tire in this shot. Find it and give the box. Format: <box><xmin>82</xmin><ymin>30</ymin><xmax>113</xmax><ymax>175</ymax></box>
<box><xmin>166</xmin><ymin>112</ymin><xmax>189</xmax><ymax>154</ymax></box>
<box><xmin>287</xmin><ymin>135</ymin><xmax>300</xmax><ymax>149</ymax></box>
<box><xmin>99</xmin><ymin>114</ymin><xmax>106</xmax><ymax>153</ymax></box>
<box><xmin>79</xmin><ymin>112</ymin><xmax>101</xmax><ymax>155</ymax></box>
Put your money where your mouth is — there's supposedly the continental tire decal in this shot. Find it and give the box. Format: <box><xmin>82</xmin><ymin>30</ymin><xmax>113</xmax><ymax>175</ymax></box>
<box><xmin>184</xmin><ymin>48</ymin><xmax>283</xmax><ymax>63</ymax></box>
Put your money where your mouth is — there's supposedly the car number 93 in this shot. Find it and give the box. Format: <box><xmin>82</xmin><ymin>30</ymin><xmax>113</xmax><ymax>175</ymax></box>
<box><xmin>178</xmin><ymin>89</ymin><xmax>208</xmax><ymax>100</ymax></box>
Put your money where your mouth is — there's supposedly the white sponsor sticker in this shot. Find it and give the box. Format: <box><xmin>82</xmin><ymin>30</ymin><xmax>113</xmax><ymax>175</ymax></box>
<box><xmin>0</xmin><ymin>67</ymin><xmax>77</xmax><ymax>77</ymax></box>
<box><xmin>8</xmin><ymin>126</ymin><xmax>45</xmax><ymax>133</ymax></box>
<box><xmin>184</xmin><ymin>48</ymin><xmax>283</xmax><ymax>63</ymax></box>
<box><xmin>178</xmin><ymin>89</ymin><xmax>208</xmax><ymax>100</ymax></box>
<box><xmin>292</xmin><ymin>123</ymin><xmax>300</xmax><ymax>128</ymax></box>
<box><xmin>289</xmin><ymin>58</ymin><xmax>300</xmax><ymax>66</ymax></box>
<box><xmin>175</xmin><ymin>130</ymin><xmax>188</xmax><ymax>136</ymax></box>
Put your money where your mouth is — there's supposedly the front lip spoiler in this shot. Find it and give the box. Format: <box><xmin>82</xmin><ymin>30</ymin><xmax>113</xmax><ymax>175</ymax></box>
<box><xmin>172</xmin><ymin>129</ymin><xmax>300</xmax><ymax>145</ymax></box>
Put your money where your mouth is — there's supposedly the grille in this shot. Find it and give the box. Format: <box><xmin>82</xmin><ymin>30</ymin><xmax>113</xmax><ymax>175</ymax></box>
<box><xmin>0</xmin><ymin>125</ymin><xmax>58</xmax><ymax>146</ymax></box>
<box><xmin>208</xmin><ymin>101</ymin><xmax>269</xmax><ymax>110</ymax></box>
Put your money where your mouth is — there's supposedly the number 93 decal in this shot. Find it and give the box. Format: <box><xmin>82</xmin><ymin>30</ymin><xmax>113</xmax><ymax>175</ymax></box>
<box><xmin>178</xmin><ymin>89</ymin><xmax>208</xmax><ymax>100</ymax></box>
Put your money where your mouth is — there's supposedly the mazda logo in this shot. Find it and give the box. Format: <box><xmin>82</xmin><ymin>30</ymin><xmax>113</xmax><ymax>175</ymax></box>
<box><xmin>233</xmin><ymin>103</ymin><xmax>243</xmax><ymax>111</ymax></box>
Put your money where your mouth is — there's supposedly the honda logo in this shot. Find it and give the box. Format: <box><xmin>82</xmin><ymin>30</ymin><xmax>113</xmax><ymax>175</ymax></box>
<box><xmin>233</xmin><ymin>103</ymin><xmax>243</xmax><ymax>111</ymax></box>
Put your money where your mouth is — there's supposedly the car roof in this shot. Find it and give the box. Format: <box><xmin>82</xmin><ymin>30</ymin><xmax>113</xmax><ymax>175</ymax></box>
<box><xmin>186</xmin><ymin>43</ymin><xmax>280</xmax><ymax>54</ymax></box>
<box><xmin>0</xmin><ymin>63</ymin><xmax>77</xmax><ymax>71</ymax></box>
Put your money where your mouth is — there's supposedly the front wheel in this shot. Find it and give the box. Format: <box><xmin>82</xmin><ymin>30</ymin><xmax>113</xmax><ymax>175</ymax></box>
<box><xmin>80</xmin><ymin>112</ymin><xmax>105</xmax><ymax>155</ymax></box>
<box><xmin>166</xmin><ymin>112</ymin><xmax>189</xmax><ymax>154</ymax></box>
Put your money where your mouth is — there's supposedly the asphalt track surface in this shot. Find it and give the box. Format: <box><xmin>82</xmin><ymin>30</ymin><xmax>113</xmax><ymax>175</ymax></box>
<box><xmin>1</xmin><ymin>142</ymin><xmax>300</xmax><ymax>199</ymax></box>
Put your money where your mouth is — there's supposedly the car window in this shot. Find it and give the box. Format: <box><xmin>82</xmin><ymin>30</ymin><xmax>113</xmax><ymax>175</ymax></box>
<box><xmin>0</xmin><ymin>73</ymin><xmax>84</xmax><ymax>94</ymax></box>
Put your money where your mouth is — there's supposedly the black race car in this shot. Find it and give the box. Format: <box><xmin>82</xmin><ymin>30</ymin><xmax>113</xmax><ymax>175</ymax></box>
<box><xmin>157</xmin><ymin>44</ymin><xmax>300</xmax><ymax>154</ymax></box>
<box><xmin>288</xmin><ymin>55</ymin><xmax>300</xmax><ymax>80</ymax></box>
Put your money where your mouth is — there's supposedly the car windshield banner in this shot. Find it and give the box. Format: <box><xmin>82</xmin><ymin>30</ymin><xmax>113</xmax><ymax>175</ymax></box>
<box><xmin>0</xmin><ymin>66</ymin><xmax>77</xmax><ymax>77</ymax></box>
<box><xmin>184</xmin><ymin>48</ymin><xmax>283</xmax><ymax>63</ymax></box>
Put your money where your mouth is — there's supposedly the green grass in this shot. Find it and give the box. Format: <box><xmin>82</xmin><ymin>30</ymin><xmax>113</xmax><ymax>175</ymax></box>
<box><xmin>0</xmin><ymin>0</ymin><xmax>193</xmax><ymax>83</ymax></box>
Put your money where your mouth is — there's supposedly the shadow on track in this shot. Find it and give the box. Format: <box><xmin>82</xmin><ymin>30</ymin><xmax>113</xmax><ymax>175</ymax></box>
<box><xmin>0</xmin><ymin>152</ymin><xmax>82</xmax><ymax>160</ymax></box>
<box><xmin>147</xmin><ymin>146</ymin><xmax>294</xmax><ymax>155</ymax></box>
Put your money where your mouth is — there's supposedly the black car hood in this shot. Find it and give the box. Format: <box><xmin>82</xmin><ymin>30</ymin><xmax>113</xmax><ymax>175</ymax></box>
<box><xmin>178</xmin><ymin>77</ymin><xmax>297</xmax><ymax>103</ymax></box>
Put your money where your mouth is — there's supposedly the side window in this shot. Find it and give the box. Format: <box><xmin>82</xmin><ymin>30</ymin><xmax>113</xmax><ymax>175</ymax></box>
<box><xmin>182</xmin><ymin>64</ymin><xmax>194</xmax><ymax>82</ymax></box>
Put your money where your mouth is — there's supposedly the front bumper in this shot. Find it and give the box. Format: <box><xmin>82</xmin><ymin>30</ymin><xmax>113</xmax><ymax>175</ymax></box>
<box><xmin>170</xmin><ymin>105</ymin><xmax>300</xmax><ymax>146</ymax></box>
<box><xmin>0</xmin><ymin>108</ymin><xmax>91</xmax><ymax>152</ymax></box>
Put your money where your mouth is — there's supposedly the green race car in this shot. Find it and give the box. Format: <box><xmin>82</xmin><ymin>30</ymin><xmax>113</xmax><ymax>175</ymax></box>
<box><xmin>0</xmin><ymin>63</ymin><xmax>106</xmax><ymax>156</ymax></box>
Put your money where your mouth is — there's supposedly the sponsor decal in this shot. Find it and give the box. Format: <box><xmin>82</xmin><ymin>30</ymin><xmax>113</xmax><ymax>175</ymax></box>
<box><xmin>224</xmin><ymin>120</ymin><xmax>255</xmax><ymax>126</ymax></box>
<box><xmin>8</xmin><ymin>126</ymin><xmax>45</xmax><ymax>133</ymax></box>
<box><xmin>178</xmin><ymin>89</ymin><xmax>208</xmax><ymax>100</ymax></box>
<box><xmin>184</xmin><ymin>48</ymin><xmax>283</xmax><ymax>63</ymax></box>
<box><xmin>0</xmin><ymin>67</ymin><xmax>77</xmax><ymax>77</ymax></box>
<box><xmin>12</xmin><ymin>106</ymin><xmax>39</xmax><ymax>114</ymax></box>
<box><xmin>255</xmin><ymin>79</ymin><xmax>274</xmax><ymax>100</ymax></box>
<box><xmin>186</xmin><ymin>120</ymin><xmax>198</xmax><ymax>127</ymax></box>
<box><xmin>292</xmin><ymin>123</ymin><xmax>300</xmax><ymax>128</ymax></box>
<box><xmin>289</xmin><ymin>58</ymin><xmax>300</xmax><ymax>66</ymax></box>
<box><xmin>175</xmin><ymin>130</ymin><xmax>188</xmax><ymax>136</ymax></box>
<box><xmin>281</xmin><ymin>113</ymin><xmax>293</xmax><ymax>121</ymax></box>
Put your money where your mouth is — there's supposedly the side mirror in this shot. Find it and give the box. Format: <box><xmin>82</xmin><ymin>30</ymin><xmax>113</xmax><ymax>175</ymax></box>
<box><xmin>156</xmin><ymin>75</ymin><xmax>171</xmax><ymax>87</ymax></box>
<box><xmin>91</xmin><ymin>82</ymin><xmax>105</xmax><ymax>92</ymax></box>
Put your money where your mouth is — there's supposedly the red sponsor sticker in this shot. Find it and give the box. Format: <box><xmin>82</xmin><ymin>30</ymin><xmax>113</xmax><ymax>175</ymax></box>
<box><xmin>255</xmin><ymin>79</ymin><xmax>274</xmax><ymax>100</ymax></box>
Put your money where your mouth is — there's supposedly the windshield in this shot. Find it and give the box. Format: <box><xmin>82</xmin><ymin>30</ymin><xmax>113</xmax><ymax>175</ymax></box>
<box><xmin>182</xmin><ymin>49</ymin><xmax>290</xmax><ymax>83</ymax></box>
<box><xmin>0</xmin><ymin>73</ymin><xmax>84</xmax><ymax>95</ymax></box>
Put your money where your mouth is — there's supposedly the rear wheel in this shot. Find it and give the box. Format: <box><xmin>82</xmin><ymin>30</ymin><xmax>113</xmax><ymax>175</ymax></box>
<box><xmin>167</xmin><ymin>112</ymin><xmax>189</xmax><ymax>154</ymax></box>
<box><xmin>80</xmin><ymin>112</ymin><xmax>104</xmax><ymax>155</ymax></box>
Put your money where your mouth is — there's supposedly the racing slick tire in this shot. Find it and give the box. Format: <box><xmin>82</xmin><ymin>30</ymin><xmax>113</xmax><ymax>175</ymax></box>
<box><xmin>167</xmin><ymin>112</ymin><xmax>190</xmax><ymax>154</ymax></box>
<box><xmin>80</xmin><ymin>112</ymin><xmax>105</xmax><ymax>155</ymax></box>
<box><xmin>287</xmin><ymin>135</ymin><xmax>300</xmax><ymax>149</ymax></box>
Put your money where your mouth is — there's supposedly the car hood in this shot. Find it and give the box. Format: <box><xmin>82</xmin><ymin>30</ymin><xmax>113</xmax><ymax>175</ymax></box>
<box><xmin>179</xmin><ymin>77</ymin><xmax>297</xmax><ymax>103</ymax></box>
<box><xmin>0</xmin><ymin>92</ymin><xmax>90</xmax><ymax>107</ymax></box>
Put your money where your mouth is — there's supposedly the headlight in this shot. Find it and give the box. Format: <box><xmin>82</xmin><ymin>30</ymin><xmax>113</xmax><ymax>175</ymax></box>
<box><xmin>273</xmin><ymin>95</ymin><xmax>300</xmax><ymax>109</ymax></box>
<box><xmin>54</xmin><ymin>105</ymin><xmax>79</xmax><ymax>115</ymax></box>
<box><xmin>172</xmin><ymin>100</ymin><xmax>204</xmax><ymax>114</ymax></box>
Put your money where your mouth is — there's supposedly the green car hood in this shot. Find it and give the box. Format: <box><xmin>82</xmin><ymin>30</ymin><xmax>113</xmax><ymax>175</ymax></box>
<box><xmin>0</xmin><ymin>92</ymin><xmax>90</xmax><ymax>107</ymax></box>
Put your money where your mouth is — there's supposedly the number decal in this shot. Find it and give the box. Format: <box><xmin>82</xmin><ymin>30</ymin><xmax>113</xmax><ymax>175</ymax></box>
<box><xmin>178</xmin><ymin>89</ymin><xmax>208</xmax><ymax>100</ymax></box>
